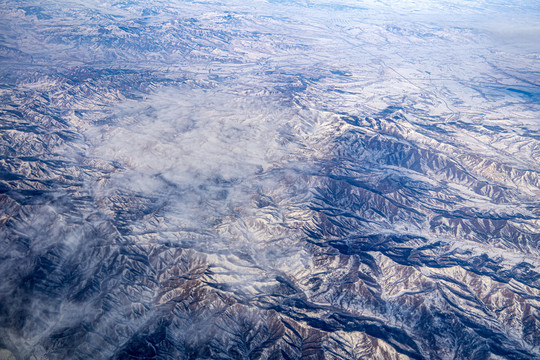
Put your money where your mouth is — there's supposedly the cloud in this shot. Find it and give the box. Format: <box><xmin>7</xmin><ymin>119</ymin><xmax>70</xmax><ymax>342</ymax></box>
<box><xmin>85</xmin><ymin>87</ymin><xmax>315</xmax><ymax>271</ymax></box>
<box><xmin>89</xmin><ymin>88</ymin><xmax>297</xmax><ymax>188</ymax></box>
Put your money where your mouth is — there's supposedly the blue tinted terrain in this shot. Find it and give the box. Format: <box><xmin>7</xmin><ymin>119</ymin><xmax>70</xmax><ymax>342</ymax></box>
<box><xmin>0</xmin><ymin>1</ymin><xmax>539</xmax><ymax>359</ymax></box>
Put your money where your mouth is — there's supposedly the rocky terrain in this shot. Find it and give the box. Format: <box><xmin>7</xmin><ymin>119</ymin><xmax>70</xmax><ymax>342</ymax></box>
<box><xmin>0</xmin><ymin>0</ymin><xmax>539</xmax><ymax>359</ymax></box>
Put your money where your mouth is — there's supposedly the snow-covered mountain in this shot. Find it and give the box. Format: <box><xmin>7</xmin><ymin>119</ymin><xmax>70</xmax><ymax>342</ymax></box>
<box><xmin>1</xmin><ymin>1</ymin><xmax>539</xmax><ymax>359</ymax></box>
